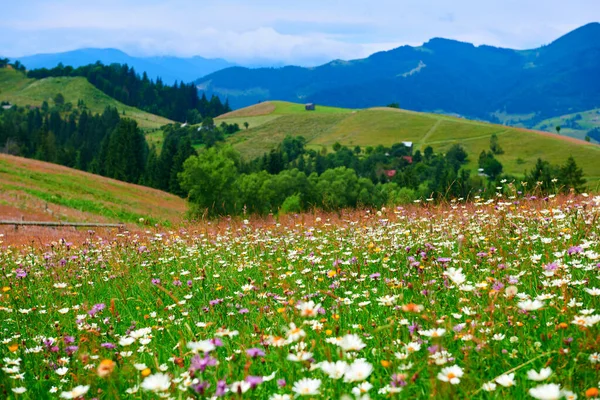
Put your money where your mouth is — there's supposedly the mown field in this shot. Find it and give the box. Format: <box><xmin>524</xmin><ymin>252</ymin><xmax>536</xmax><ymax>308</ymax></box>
<box><xmin>0</xmin><ymin>194</ymin><xmax>598</xmax><ymax>399</ymax></box>
<box><xmin>217</xmin><ymin>102</ymin><xmax>600</xmax><ymax>185</ymax></box>
<box><xmin>0</xmin><ymin>154</ymin><xmax>185</xmax><ymax>226</ymax></box>
<box><xmin>0</xmin><ymin>68</ymin><xmax>172</xmax><ymax>130</ymax></box>
<box><xmin>534</xmin><ymin>109</ymin><xmax>600</xmax><ymax>142</ymax></box>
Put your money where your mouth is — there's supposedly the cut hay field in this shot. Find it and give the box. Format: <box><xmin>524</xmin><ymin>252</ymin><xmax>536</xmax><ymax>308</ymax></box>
<box><xmin>0</xmin><ymin>154</ymin><xmax>186</xmax><ymax>227</ymax></box>
<box><xmin>0</xmin><ymin>68</ymin><xmax>172</xmax><ymax>130</ymax></box>
<box><xmin>534</xmin><ymin>109</ymin><xmax>600</xmax><ymax>142</ymax></box>
<box><xmin>0</xmin><ymin>194</ymin><xmax>598</xmax><ymax>398</ymax></box>
<box><xmin>218</xmin><ymin>102</ymin><xmax>600</xmax><ymax>185</ymax></box>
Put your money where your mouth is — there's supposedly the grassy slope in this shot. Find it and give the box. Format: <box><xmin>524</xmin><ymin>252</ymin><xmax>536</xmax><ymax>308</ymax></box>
<box><xmin>534</xmin><ymin>108</ymin><xmax>600</xmax><ymax>141</ymax></box>
<box><xmin>224</xmin><ymin>103</ymin><xmax>600</xmax><ymax>184</ymax></box>
<box><xmin>0</xmin><ymin>68</ymin><xmax>172</xmax><ymax>130</ymax></box>
<box><xmin>0</xmin><ymin>154</ymin><xmax>186</xmax><ymax>225</ymax></box>
<box><xmin>216</xmin><ymin>100</ymin><xmax>354</xmax><ymax>131</ymax></box>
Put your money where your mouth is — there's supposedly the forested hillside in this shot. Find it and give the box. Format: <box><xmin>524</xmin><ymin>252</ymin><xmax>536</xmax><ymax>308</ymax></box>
<box><xmin>28</xmin><ymin>62</ymin><xmax>230</xmax><ymax>122</ymax></box>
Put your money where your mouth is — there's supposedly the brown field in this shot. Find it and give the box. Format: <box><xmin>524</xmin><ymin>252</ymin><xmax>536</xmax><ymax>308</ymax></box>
<box><xmin>216</xmin><ymin>101</ymin><xmax>277</xmax><ymax>118</ymax></box>
<box><xmin>0</xmin><ymin>154</ymin><xmax>187</xmax><ymax>226</ymax></box>
<box><xmin>0</xmin><ymin>193</ymin><xmax>582</xmax><ymax>247</ymax></box>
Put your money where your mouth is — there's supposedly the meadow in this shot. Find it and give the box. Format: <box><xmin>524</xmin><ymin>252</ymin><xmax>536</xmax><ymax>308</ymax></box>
<box><xmin>0</xmin><ymin>155</ymin><xmax>185</xmax><ymax>225</ymax></box>
<box><xmin>216</xmin><ymin>102</ymin><xmax>600</xmax><ymax>185</ymax></box>
<box><xmin>1</xmin><ymin>192</ymin><xmax>599</xmax><ymax>399</ymax></box>
<box><xmin>0</xmin><ymin>68</ymin><xmax>172</xmax><ymax>130</ymax></box>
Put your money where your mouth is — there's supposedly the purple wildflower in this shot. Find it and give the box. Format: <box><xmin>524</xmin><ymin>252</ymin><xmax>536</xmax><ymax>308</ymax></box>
<box><xmin>391</xmin><ymin>374</ymin><xmax>407</xmax><ymax>387</ymax></box>
<box><xmin>193</xmin><ymin>381</ymin><xmax>210</xmax><ymax>395</ymax></box>
<box><xmin>209</xmin><ymin>298</ymin><xmax>223</xmax><ymax>306</ymax></box>
<box><xmin>568</xmin><ymin>246</ymin><xmax>583</xmax><ymax>255</ymax></box>
<box><xmin>215</xmin><ymin>380</ymin><xmax>227</xmax><ymax>397</ymax></box>
<box><xmin>408</xmin><ymin>322</ymin><xmax>419</xmax><ymax>335</ymax></box>
<box><xmin>246</xmin><ymin>348</ymin><xmax>265</xmax><ymax>358</ymax></box>
<box><xmin>190</xmin><ymin>354</ymin><xmax>217</xmax><ymax>372</ymax></box>
<box><xmin>427</xmin><ymin>345</ymin><xmax>439</xmax><ymax>354</ymax></box>
<box><xmin>544</xmin><ymin>263</ymin><xmax>559</xmax><ymax>271</ymax></box>
<box><xmin>245</xmin><ymin>376</ymin><xmax>263</xmax><ymax>389</ymax></box>
<box><xmin>88</xmin><ymin>303</ymin><xmax>106</xmax><ymax>317</ymax></box>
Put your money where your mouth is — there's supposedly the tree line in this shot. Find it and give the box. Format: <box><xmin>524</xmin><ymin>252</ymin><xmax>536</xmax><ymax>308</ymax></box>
<box><xmin>26</xmin><ymin>62</ymin><xmax>230</xmax><ymax>122</ymax></box>
<box><xmin>179</xmin><ymin>136</ymin><xmax>586</xmax><ymax>218</ymax></box>
<box><xmin>0</xmin><ymin>99</ymin><xmax>245</xmax><ymax>190</ymax></box>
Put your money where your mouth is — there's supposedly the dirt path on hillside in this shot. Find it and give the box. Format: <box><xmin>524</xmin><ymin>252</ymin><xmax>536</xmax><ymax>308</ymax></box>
<box><xmin>418</xmin><ymin>120</ymin><xmax>442</xmax><ymax>148</ymax></box>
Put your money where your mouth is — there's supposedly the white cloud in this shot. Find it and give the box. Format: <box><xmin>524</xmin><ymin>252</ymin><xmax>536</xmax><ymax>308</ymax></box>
<box><xmin>1</xmin><ymin>0</ymin><xmax>599</xmax><ymax>64</ymax></box>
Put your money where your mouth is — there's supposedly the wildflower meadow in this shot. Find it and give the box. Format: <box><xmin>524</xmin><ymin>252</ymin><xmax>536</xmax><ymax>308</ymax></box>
<box><xmin>1</xmin><ymin>195</ymin><xmax>599</xmax><ymax>399</ymax></box>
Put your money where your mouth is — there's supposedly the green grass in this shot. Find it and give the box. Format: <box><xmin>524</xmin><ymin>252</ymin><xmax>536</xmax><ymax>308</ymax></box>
<box><xmin>534</xmin><ymin>108</ymin><xmax>600</xmax><ymax>141</ymax></box>
<box><xmin>311</xmin><ymin>110</ymin><xmax>435</xmax><ymax>147</ymax></box>
<box><xmin>215</xmin><ymin>101</ymin><xmax>354</xmax><ymax>131</ymax></box>
<box><xmin>0</xmin><ymin>154</ymin><xmax>186</xmax><ymax>224</ymax></box>
<box><xmin>271</xmin><ymin>100</ymin><xmax>355</xmax><ymax>115</ymax></box>
<box><xmin>145</xmin><ymin>130</ymin><xmax>165</xmax><ymax>152</ymax></box>
<box><xmin>0</xmin><ymin>68</ymin><xmax>172</xmax><ymax>130</ymax></box>
<box><xmin>215</xmin><ymin>115</ymin><xmax>281</xmax><ymax>130</ymax></box>
<box><xmin>229</xmin><ymin>113</ymin><xmax>350</xmax><ymax>160</ymax></box>
<box><xmin>226</xmin><ymin>102</ymin><xmax>600</xmax><ymax>184</ymax></box>
<box><xmin>0</xmin><ymin>195</ymin><xmax>598</xmax><ymax>398</ymax></box>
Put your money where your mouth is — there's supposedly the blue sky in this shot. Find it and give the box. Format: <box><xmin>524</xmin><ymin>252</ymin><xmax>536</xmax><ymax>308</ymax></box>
<box><xmin>1</xmin><ymin>0</ymin><xmax>599</xmax><ymax>65</ymax></box>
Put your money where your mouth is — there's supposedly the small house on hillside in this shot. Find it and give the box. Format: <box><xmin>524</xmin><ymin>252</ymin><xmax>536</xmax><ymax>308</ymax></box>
<box><xmin>402</xmin><ymin>155</ymin><xmax>413</xmax><ymax>164</ymax></box>
<box><xmin>385</xmin><ymin>170</ymin><xmax>396</xmax><ymax>178</ymax></box>
<box><xmin>402</xmin><ymin>141</ymin><xmax>413</xmax><ymax>150</ymax></box>
<box><xmin>305</xmin><ymin>103</ymin><xmax>316</xmax><ymax>111</ymax></box>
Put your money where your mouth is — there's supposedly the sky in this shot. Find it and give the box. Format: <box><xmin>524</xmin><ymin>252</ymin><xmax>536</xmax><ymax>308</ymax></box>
<box><xmin>1</xmin><ymin>0</ymin><xmax>599</xmax><ymax>66</ymax></box>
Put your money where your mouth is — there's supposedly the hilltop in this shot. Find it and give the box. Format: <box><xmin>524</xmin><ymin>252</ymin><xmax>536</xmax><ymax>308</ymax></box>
<box><xmin>199</xmin><ymin>23</ymin><xmax>600</xmax><ymax>133</ymax></box>
<box><xmin>0</xmin><ymin>154</ymin><xmax>186</xmax><ymax>225</ymax></box>
<box><xmin>218</xmin><ymin>101</ymin><xmax>600</xmax><ymax>184</ymax></box>
<box><xmin>0</xmin><ymin>67</ymin><xmax>171</xmax><ymax>130</ymax></box>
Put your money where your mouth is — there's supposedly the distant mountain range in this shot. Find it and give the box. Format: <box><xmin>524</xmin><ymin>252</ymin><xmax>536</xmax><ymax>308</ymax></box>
<box><xmin>196</xmin><ymin>23</ymin><xmax>600</xmax><ymax>127</ymax></box>
<box><xmin>10</xmin><ymin>48</ymin><xmax>237</xmax><ymax>84</ymax></box>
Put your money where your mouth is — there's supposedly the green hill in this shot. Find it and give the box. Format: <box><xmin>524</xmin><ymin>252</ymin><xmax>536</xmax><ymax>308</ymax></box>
<box><xmin>219</xmin><ymin>101</ymin><xmax>600</xmax><ymax>185</ymax></box>
<box><xmin>0</xmin><ymin>154</ymin><xmax>185</xmax><ymax>225</ymax></box>
<box><xmin>0</xmin><ymin>67</ymin><xmax>171</xmax><ymax>130</ymax></box>
<box><xmin>534</xmin><ymin>108</ymin><xmax>600</xmax><ymax>142</ymax></box>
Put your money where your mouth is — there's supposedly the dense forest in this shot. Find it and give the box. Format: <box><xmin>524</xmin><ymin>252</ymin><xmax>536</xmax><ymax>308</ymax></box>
<box><xmin>0</xmin><ymin>101</ymin><xmax>240</xmax><ymax>194</ymax></box>
<box><xmin>27</xmin><ymin>62</ymin><xmax>230</xmax><ymax>121</ymax></box>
